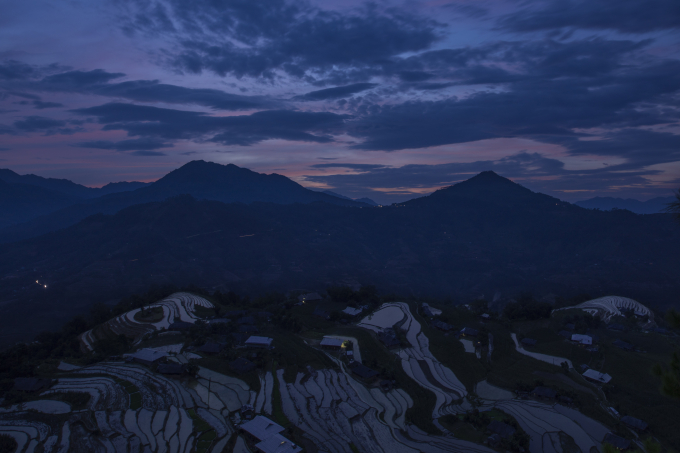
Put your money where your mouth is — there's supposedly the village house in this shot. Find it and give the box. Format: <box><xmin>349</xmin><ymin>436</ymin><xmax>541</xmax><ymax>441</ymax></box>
<box><xmin>312</xmin><ymin>306</ymin><xmax>331</xmax><ymax>320</ymax></box>
<box><xmin>342</xmin><ymin>306</ymin><xmax>364</xmax><ymax>317</ymax></box>
<box><xmin>531</xmin><ymin>386</ymin><xmax>557</xmax><ymax>400</ymax></box>
<box><xmin>245</xmin><ymin>336</ymin><xmax>273</xmax><ymax>349</ymax></box>
<box><xmin>298</xmin><ymin>293</ymin><xmax>322</xmax><ymax>303</ymax></box>
<box><xmin>157</xmin><ymin>363</ymin><xmax>185</xmax><ymax>375</ymax></box>
<box><xmin>230</xmin><ymin>357</ymin><xmax>256</xmax><ymax>375</ymax></box>
<box><xmin>240</xmin><ymin>416</ymin><xmax>302</xmax><ymax>453</ymax></box>
<box><xmin>348</xmin><ymin>361</ymin><xmax>379</xmax><ymax>381</ymax></box>
<box><xmin>126</xmin><ymin>348</ymin><xmax>169</xmax><ymax>366</ymax></box>
<box><xmin>460</xmin><ymin>327</ymin><xmax>479</xmax><ymax>337</ymax></box>
<box><xmin>583</xmin><ymin>369</ymin><xmax>612</xmax><ymax>384</ymax></box>
<box><xmin>621</xmin><ymin>416</ymin><xmax>648</xmax><ymax>431</ymax></box>
<box><xmin>319</xmin><ymin>337</ymin><xmax>344</xmax><ymax>350</ymax></box>
<box><xmin>603</xmin><ymin>433</ymin><xmax>631</xmax><ymax>450</ymax></box>
<box><xmin>571</xmin><ymin>334</ymin><xmax>592</xmax><ymax>346</ymax></box>
<box><xmin>613</xmin><ymin>339</ymin><xmax>634</xmax><ymax>351</ymax></box>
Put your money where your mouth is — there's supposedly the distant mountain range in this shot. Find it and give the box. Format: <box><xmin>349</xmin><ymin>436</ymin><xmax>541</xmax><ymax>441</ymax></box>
<box><xmin>0</xmin><ymin>161</ymin><xmax>368</xmax><ymax>242</ymax></box>
<box><xmin>321</xmin><ymin>190</ymin><xmax>379</xmax><ymax>206</ymax></box>
<box><xmin>1</xmin><ymin>168</ymin><xmax>679</xmax><ymax>344</ymax></box>
<box><xmin>575</xmin><ymin>196</ymin><xmax>676</xmax><ymax>214</ymax></box>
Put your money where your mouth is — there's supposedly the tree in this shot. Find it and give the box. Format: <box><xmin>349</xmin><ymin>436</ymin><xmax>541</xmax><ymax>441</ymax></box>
<box><xmin>653</xmin><ymin>350</ymin><xmax>680</xmax><ymax>399</ymax></box>
<box><xmin>665</xmin><ymin>189</ymin><xmax>680</xmax><ymax>222</ymax></box>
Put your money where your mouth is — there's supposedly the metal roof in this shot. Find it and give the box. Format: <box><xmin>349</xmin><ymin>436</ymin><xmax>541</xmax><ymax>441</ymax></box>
<box><xmin>255</xmin><ymin>433</ymin><xmax>302</xmax><ymax>453</ymax></box>
<box><xmin>245</xmin><ymin>336</ymin><xmax>273</xmax><ymax>347</ymax></box>
<box><xmin>240</xmin><ymin>416</ymin><xmax>285</xmax><ymax>441</ymax></box>
<box><xmin>583</xmin><ymin>369</ymin><xmax>612</xmax><ymax>383</ymax></box>
<box><xmin>320</xmin><ymin>337</ymin><xmax>344</xmax><ymax>347</ymax></box>
<box><xmin>126</xmin><ymin>348</ymin><xmax>169</xmax><ymax>363</ymax></box>
<box><xmin>571</xmin><ymin>334</ymin><xmax>592</xmax><ymax>345</ymax></box>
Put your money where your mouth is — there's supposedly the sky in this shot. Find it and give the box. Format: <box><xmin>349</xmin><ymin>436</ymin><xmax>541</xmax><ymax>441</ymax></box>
<box><xmin>1</xmin><ymin>0</ymin><xmax>680</xmax><ymax>204</ymax></box>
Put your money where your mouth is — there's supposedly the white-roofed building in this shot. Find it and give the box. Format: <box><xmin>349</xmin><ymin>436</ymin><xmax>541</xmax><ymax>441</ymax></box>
<box><xmin>582</xmin><ymin>369</ymin><xmax>612</xmax><ymax>384</ymax></box>
<box><xmin>240</xmin><ymin>416</ymin><xmax>285</xmax><ymax>441</ymax></box>
<box><xmin>320</xmin><ymin>337</ymin><xmax>345</xmax><ymax>349</ymax></box>
<box><xmin>125</xmin><ymin>348</ymin><xmax>169</xmax><ymax>366</ymax></box>
<box><xmin>245</xmin><ymin>336</ymin><xmax>274</xmax><ymax>349</ymax></box>
<box><xmin>571</xmin><ymin>334</ymin><xmax>592</xmax><ymax>345</ymax></box>
<box><xmin>342</xmin><ymin>306</ymin><xmax>364</xmax><ymax>317</ymax></box>
<box><xmin>255</xmin><ymin>433</ymin><xmax>303</xmax><ymax>453</ymax></box>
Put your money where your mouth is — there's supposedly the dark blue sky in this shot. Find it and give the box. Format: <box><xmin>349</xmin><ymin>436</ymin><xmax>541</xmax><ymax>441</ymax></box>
<box><xmin>1</xmin><ymin>0</ymin><xmax>679</xmax><ymax>203</ymax></box>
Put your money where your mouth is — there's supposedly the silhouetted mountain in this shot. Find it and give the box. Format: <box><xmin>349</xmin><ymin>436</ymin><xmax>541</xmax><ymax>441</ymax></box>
<box><xmin>575</xmin><ymin>196</ymin><xmax>675</xmax><ymax>214</ymax></box>
<box><xmin>356</xmin><ymin>197</ymin><xmax>378</xmax><ymax>206</ymax></box>
<box><xmin>0</xmin><ymin>168</ymin><xmax>148</xmax><ymax>199</ymax></box>
<box><xmin>0</xmin><ymin>180</ymin><xmax>78</xmax><ymax>228</ymax></box>
<box><xmin>321</xmin><ymin>189</ymin><xmax>378</xmax><ymax>206</ymax></box>
<box><xmin>1</xmin><ymin>172</ymin><xmax>679</xmax><ymax>344</ymax></box>
<box><xmin>0</xmin><ymin>161</ymin><xmax>367</xmax><ymax>243</ymax></box>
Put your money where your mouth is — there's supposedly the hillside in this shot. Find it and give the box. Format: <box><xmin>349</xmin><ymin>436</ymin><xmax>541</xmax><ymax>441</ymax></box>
<box><xmin>0</xmin><ymin>161</ymin><xmax>366</xmax><ymax>243</ymax></box>
<box><xmin>1</xmin><ymin>171</ymin><xmax>679</xmax><ymax>343</ymax></box>
<box><xmin>0</xmin><ymin>289</ymin><xmax>675</xmax><ymax>451</ymax></box>
<box><xmin>575</xmin><ymin>196</ymin><xmax>676</xmax><ymax>214</ymax></box>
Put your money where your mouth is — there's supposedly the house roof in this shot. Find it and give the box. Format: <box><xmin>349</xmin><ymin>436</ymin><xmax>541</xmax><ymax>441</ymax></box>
<box><xmin>157</xmin><ymin>363</ymin><xmax>185</xmax><ymax>375</ymax></box>
<box><xmin>245</xmin><ymin>336</ymin><xmax>273</xmax><ymax>347</ymax></box>
<box><xmin>531</xmin><ymin>386</ymin><xmax>557</xmax><ymax>398</ymax></box>
<box><xmin>583</xmin><ymin>369</ymin><xmax>612</xmax><ymax>383</ymax></box>
<box><xmin>198</xmin><ymin>342</ymin><xmax>223</xmax><ymax>354</ymax></box>
<box><xmin>230</xmin><ymin>357</ymin><xmax>256</xmax><ymax>374</ymax></box>
<box><xmin>571</xmin><ymin>334</ymin><xmax>592</xmax><ymax>345</ymax></box>
<box><xmin>603</xmin><ymin>433</ymin><xmax>631</xmax><ymax>450</ymax></box>
<box><xmin>240</xmin><ymin>416</ymin><xmax>285</xmax><ymax>441</ymax></box>
<box><xmin>298</xmin><ymin>292</ymin><xmax>322</xmax><ymax>302</ymax></box>
<box><xmin>14</xmin><ymin>377</ymin><xmax>52</xmax><ymax>392</ymax></box>
<box><xmin>126</xmin><ymin>348</ymin><xmax>169</xmax><ymax>363</ymax></box>
<box><xmin>460</xmin><ymin>327</ymin><xmax>479</xmax><ymax>336</ymax></box>
<box><xmin>342</xmin><ymin>307</ymin><xmax>363</xmax><ymax>317</ymax></box>
<box><xmin>255</xmin><ymin>433</ymin><xmax>302</xmax><ymax>453</ymax></box>
<box><xmin>349</xmin><ymin>363</ymin><xmax>379</xmax><ymax>379</ymax></box>
<box><xmin>487</xmin><ymin>420</ymin><xmax>516</xmax><ymax>439</ymax></box>
<box><xmin>621</xmin><ymin>416</ymin><xmax>648</xmax><ymax>431</ymax></box>
<box><xmin>613</xmin><ymin>339</ymin><xmax>634</xmax><ymax>351</ymax></box>
<box><xmin>320</xmin><ymin>337</ymin><xmax>344</xmax><ymax>347</ymax></box>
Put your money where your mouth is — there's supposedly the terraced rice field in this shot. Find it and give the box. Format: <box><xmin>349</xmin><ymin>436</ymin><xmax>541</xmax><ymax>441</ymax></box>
<box><xmin>0</xmin><ymin>361</ymin><xmax>256</xmax><ymax>452</ymax></box>
<box><xmin>79</xmin><ymin>293</ymin><xmax>214</xmax><ymax>352</ymax></box>
<box><xmin>552</xmin><ymin>295</ymin><xmax>653</xmax><ymax>322</ymax></box>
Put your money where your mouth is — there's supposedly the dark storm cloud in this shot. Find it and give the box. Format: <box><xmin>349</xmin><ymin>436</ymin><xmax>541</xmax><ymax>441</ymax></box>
<box><xmin>72</xmin><ymin>102</ymin><xmax>350</xmax><ymax>146</ymax></box>
<box><xmin>2</xmin><ymin>66</ymin><xmax>279</xmax><ymax>111</ymax></box>
<box><xmin>294</xmin><ymin>83</ymin><xmax>377</xmax><ymax>101</ymax></box>
<box><xmin>0</xmin><ymin>60</ymin><xmax>37</xmax><ymax>80</ymax></box>
<box><xmin>498</xmin><ymin>0</ymin><xmax>680</xmax><ymax>34</ymax></box>
<box><xmin>347</xmin><ymin>39</ymin><xmax>680</xmax><ymax>153</ymax></box>
<box><xmin>75</xmin><ymin>137</ymin><xmax>173</xmax><ymax>152</ymax></box>
<box><xmin>117</xmin><ymin>0</ymin><xmax>441</xmax><ymax>81</ymax></box>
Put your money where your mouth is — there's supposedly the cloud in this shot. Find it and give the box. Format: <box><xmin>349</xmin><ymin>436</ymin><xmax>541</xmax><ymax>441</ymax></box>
<box><xmin>304</xmin><ymin>152</ymin><xmax>669</xmax><ymax>203</ymax></box>
<box><xmin>295</xmin><ymin>83</ymin><xmax>377</xmax><ymax>101</ymax></box>
<box><xmin>75</xmin><ymin>138</ymin><xmax>173</xmax><ymax>152</ymax></box>
<box><xmin>14</xmin><ymin>116</ymin><xmax>65</xmax><ymax>131</ymax></box>
<box><xmin>311</xmin><ymin>163</ymin><xmax>387</xmax><ymax>170</ymax></box>
<box><xmin>12</xmin><ymin>116</ymin><xmax>81</xmax><ymax>135</ymax></box>
<box><xmin>40</xmin><ymin>69</ymin><xmax>125</xmax><ymax>89</ymax></box>
<box><xmin>117</xmin><ymin>0</ymin><xmax>441</xmax><ymax>81</ymax></box>
<box><xmin>0</xmin><ymin>60</ymin><xmax>36</xmax><ymax>80</ymax></box>
<box><xmin>346</xmin><ymin>39</ymin><xmax>680</xmax><ymax>151</ymax></box>
<box><xmin>72</xmin><ymin>102</ymin><xmax>350</xmax><ymax>145</ymax></box>
<box><xmin>498</xmin><ymin>0</ymin><xmax>680</xmax><ymax>34</ymax></box>
<box><xmin>33</xmin><ymin>100</ymin><xmax>64</xmax><ymax>109</ymax></box>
